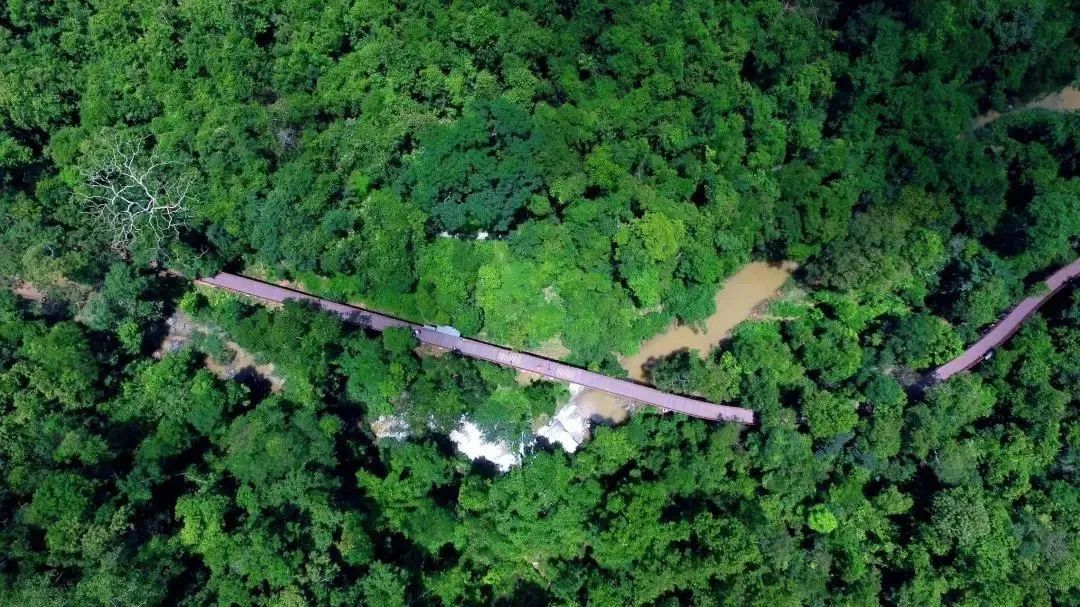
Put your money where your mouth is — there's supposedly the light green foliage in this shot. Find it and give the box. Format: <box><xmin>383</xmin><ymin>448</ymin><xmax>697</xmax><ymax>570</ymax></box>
<box><xmin>339</xmin><ymin>333</ymin><xmax>411</xmax><ymax>418</ymax></box>
<box><xmin>943</xmin><ymin>249</ymin><xmax>1019</xmax><ymax>338</ymax></box>
<box><xmin>475</xmin><ymin>249</ymin><xmax>563</xmax><ymax>347</ymax></box>
<box><xmin>415</xmin><ymin>238</ymin><xmax>485</xmax><ymax>333</ymax></box>
<box><xmin>358</xmin><ymin>442</ymin><xmax>456</xmax><ymax>553</ymax></box>
<box><xmin>802</xmin><ymin>388</ymin><xmax>859</xmax><ymax>439</ymax></box>
<box><xmin>932</xmin><ymin>440</ymin><xmax>983</xmax><ymax>487</ymax></box>
<box><xmin>361</xmin><ymin>562</ymin><xmax>408</xmax><ymax>607</ymax></box>
<box><xmin>929</xmin><ymin>487</ymin><xmax>993</xmax><ymax>552</ymax></box>
<box><xmin>353</xmin><ymin>191</ymin><xmax>427</xmax><ymax>297</ymax></box>
<box><xmin>616</xmin><ymin>212</ymin><xmax>686</xmax><ymax>307</ymax></box>
<box><xmin>17</xmin><ymin>322</ymin><xmax>98</xmax><ymax>409</ymax></box>
<box><xmin>228</xmin><ymin>301</ymin><xmax>345</xmax><ymax>404</ymax></box>
<box><xmin>797</xmin><ymin>321</ymin><xmax>864</xmax><ymax>384</ymax></box>
<box><xmin>906</xmin><ymin>375</ymin><xmax>997</xmax><ymax>460</ymax></box>
<box><xmin>23</xmin><ymin>472</ymin><xmax>95</xmax><ymax>555</ymax></box>
<box><xmin>857</xmin><ymin>374</ymin><xmax>908</xmax><ymax>463</ymax></box>
<box><xmin>807</xmin><ymin>504</ymin><xmax>839</xmax><ymax>534</ymax></box>
<box><xmin>455</xmin><ymin>453</ymin><xmax>601</xmax><ymax>594</ymax></box>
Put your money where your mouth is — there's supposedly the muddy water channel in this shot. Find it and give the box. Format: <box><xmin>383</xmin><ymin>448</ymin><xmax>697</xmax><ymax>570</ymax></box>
<box><xmin>575</xmin><ymin>389</ymin><xmax>630</xmax><ymax>424</ymax></box>
<box><xmin>620</xmin><ymin>261</ymin><xmax>796</xmax><ymax>382</ymax></box>
<box><xmin>531</xmin><ymin>261</ymin><xmax>794</xmax><ymax>451</ymax></box>
<box><xmin>973</xmin><ymin>86</ymin><xmax>1080</xmax><ymax>128</ymax></box>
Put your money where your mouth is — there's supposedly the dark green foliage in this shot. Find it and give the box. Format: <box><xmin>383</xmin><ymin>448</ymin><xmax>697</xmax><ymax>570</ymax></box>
<box><xmin>4</xmin><ymin>272</ymin><xmax>1080</xmax><ymax>605</ymax></box>
<box><xmin>80</xmin><ymin>262</ymin><xmax>165</xmax><ymax>353</ymax></box>
<box><xmin>883</xmin><ymin>312</ymin><xmax>962</xmax><ymax>371</ymax></box>
<box><xmin>400</xmin><ymin>99</ymin><xmax>572</xmax><ymax>233</ymax></box>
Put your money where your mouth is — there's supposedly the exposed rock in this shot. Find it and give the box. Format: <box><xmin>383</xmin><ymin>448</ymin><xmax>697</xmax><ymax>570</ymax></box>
<box><xmin>371</xmin><ymin>415</ymin><xmax>411</xmax><ymax>441</ymax></box>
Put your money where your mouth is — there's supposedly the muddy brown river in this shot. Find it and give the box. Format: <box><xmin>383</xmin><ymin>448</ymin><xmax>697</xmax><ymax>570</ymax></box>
<box><xmin>620</xmin><ymin>261</ymin><xmax>796</xmax><ymax>381</ymax></box>
<box><xmin>576</xmin><ymin>390</ymin><xmax>630</xmax><ymax>424</ymax></box>
<box><xmin>973</xmin><ymin>86</ymin><xmax>1080</xmax><ymax>128</ymax></box>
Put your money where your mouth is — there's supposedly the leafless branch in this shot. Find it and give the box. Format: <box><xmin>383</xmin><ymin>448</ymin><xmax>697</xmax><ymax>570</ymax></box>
<box><xmin>78</xmin><ymin>134</ymin><xmax>190</xmax><ymax>256</ymax></box>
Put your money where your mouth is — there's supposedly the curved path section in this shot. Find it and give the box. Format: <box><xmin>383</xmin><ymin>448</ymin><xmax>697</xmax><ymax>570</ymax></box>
<box><xmin>933</xmin><ymin>256</ymin><xmax>1080</xmax><ymax>382</ymax></box>
<box><xmin>196</xmin><ymin>273</ymin><xmax>756</xmax><ymax>424</ymax></box>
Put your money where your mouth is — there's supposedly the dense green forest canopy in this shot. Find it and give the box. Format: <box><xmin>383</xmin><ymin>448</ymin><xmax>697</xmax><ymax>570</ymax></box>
<box><xmin>1</xmin><ymin>0</ymin><xmax>1080</xmax><ymax>605</ymax></box>
<box><xmin>5</xmin><ymin>0</ymin><xmax>1078</xmax><ymax>361</ymax></box>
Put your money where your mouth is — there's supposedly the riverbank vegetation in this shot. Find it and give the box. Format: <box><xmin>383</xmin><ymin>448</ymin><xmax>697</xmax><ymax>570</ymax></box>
<box><xmin>2</xmin><ymin>0</ymin><xmax>1079</xmax><ymax>604</ymax></box>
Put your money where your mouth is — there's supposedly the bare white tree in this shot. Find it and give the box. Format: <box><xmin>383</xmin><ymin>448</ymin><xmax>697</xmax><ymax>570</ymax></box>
<box><xmin>79</xmin><ymin>134</ymin><xmax>191</xmax><ymax>255</ymax></box>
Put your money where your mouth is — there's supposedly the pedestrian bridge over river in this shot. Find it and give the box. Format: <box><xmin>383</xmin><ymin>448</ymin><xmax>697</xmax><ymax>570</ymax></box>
<box><xmin>196</xmin><ymin>273</ymin><xmax>756</xmax><ymax>424</ymax></box>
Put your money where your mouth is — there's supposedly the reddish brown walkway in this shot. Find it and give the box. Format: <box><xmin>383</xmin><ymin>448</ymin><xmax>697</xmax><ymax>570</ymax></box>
<box><xmin>933</xmin><ymin>256</ymin><xmax>1080</xmax><ymax>381</ymax></box>
<box><xmin>196</xmin><ymin>273</ymin><xmax>756</xmax><ymax>424</ymax></box>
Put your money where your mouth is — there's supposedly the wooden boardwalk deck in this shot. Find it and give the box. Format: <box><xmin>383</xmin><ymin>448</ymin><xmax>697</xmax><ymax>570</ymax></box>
<box><xmin>196</xmin><ymin>273</ymin><xmax>756</xmax><ymax>424</ymax></box>
<box><xmin>932</xmin><ymin>256</ymin><xmax>1080</xmax><ymax>382</ymax></box>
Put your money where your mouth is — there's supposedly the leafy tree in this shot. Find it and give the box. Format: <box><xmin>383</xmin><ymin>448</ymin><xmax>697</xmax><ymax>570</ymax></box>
<box><xmin>80</xmin><ymin>262</ymin><xmax>164</xmax><ymax>353</ymax></box>
<box><xmin>802</xmin><ymin>388</ymin><xmax>859</xmax><ymax>440</ymax></box>
<box><xmin>884</xmin><ymin>312</ymin><xmax>962</xmax><ymax>371</ymax></box>
<box><xmin>807</xmin><ymin>504</ymin><xmax>839</xmax><ymax>534</ymax></box>
<box><xmin>399</xmin><ymin>99</ymin><xmax>573</xmax><ymax>234</ymax></box>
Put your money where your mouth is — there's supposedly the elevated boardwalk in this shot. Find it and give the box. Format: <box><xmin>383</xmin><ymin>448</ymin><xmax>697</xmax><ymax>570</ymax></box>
<box><xmin>932</xmin><ymin>256</ymin><xmax>1080</xmax><ymax>382</ymax></box>
<box><xmin>196</xmin><ymin>273</ymin><xmax>756</xmax><ymax>424</ymax></box>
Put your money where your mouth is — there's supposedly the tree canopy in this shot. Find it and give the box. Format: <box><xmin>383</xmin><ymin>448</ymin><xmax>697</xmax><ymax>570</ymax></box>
<box><xmin>2</xmin><ymin>0</ymin><xmax>1080</xmax><ymax>605</ymax></box>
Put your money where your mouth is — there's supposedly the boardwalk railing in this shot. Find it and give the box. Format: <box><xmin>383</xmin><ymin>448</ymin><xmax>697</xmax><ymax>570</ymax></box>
<box><xmin>196</xmin><ymin>273</ymin><xmax>756</xmax><ymax>424</ymax></box>
<box><xmin>932</xmin><ymin>256</ymin><xmax>1080</xmax><ymax>382</ymax></box>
